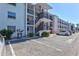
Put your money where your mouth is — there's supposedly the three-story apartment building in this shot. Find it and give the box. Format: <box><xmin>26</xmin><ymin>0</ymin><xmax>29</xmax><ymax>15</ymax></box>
<box><xmin>0</xmin><ymin>3</ymin><xmax>75</xmax><ymax>38</ymax></box>
<box><xmin>49</xmin><ymin>14</ymin><xmax>75</xmax><ymax>34</ymax></box>
<box><xmin>0</xmin><ymin>3</ymin><xmax>53</xmax><ymax>37</ymax></box>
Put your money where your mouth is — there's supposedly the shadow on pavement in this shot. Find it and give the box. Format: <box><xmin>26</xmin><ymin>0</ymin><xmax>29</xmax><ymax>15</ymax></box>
<box><xmin>5</xmin><ymin>37</ymin><xmax>40</xmax><ymax>45</ymax></box>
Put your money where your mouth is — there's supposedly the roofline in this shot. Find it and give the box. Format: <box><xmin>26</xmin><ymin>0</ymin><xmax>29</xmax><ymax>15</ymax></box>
<box><xmin>48</xmin><ymin>4</ymin><xmax>53</xmax><ymax>9</ymax></box>
<box><xmin>35</xmin><ymin>3</ymin><xmax>53</xmax><ymax>10</ymax></box>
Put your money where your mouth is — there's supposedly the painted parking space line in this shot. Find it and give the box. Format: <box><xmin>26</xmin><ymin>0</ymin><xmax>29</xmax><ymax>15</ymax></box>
<box><xmin>0</xmin><ymin>44</ymin><xmax>3</xmax><ymax>56</ymax></box>
<box><xmin>0</xmin><ymin>37</ymin><xmax>5</xmax><ymax>56</ymax></box>
<box><xmin>67</xmin><ymin>33</ymin><xmax>79</xmax><ymax>44</ymax></box>
<box><xmin>31</xmin><ymin>40</ymin><xmax>63</xmax><ymax>52</ymax></box>
<box><xmin>67</xmin><ymin>36</ymin><xmax>78</xmax><ymax>44</ymax></box>
<box><xmin>8</xmin><ymin>42</ymin><xmax>16</xmax><ymax>56</ymax></box>
<box><xmin>67</xmin><ymin>39</ymin><xmax>75</xmax><ymax>44</ymax></box>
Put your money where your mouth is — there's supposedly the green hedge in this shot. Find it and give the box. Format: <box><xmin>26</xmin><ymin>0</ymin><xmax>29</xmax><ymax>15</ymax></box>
<box><xmin>0</xmin><ymin>29</ymin><xmax>13</xmax><ymax>40</ymax></box>
<box><xmin>28</xmin><ymin>33</ymin><xmax>34</xmax><ymax>37</ymax></box>
<box><xmin>41</xmin><ymin>32</ymin><xmax>49</xmax><ymax>37</ymax></box>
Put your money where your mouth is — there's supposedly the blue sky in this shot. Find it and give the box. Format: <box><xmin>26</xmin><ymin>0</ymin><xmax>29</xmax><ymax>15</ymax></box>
<box><xmin>48</xmin><ymin>3</ymin><xmax>79</xmax><ymax>25</ymax></box>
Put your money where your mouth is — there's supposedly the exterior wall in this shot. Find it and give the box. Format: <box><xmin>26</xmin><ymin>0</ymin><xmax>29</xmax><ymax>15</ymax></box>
<box><xmin>76</xmin><ymin>24</ymin><xmax>79</xmax><ymax>32</ymax></box>
<box><xmin>0</xmin><ymin>3</ymin><xmax>7</xmax><ymax>30</ymax></box>
<box><xmin>52</xmin><ymin>15</ymin><xmax>59</xmax><ymax>33</ymax></box>
<box><xmin>58</xmin><ymin>19</ymin><xmax>71</xmax><ymax>33</ymax></box>
<box><xmin>58</xmin><ymin>19</ymin><xmax>68</xmax><ymax>32</ymax></box>
<box><xmin>27</xmin><ymin>3</ymin><xmax>35</xmax><ymax>35</ymax></box>
<box><xmin>51</xmin><ymin>15</ymin><xmax>74</xmax><ymax>34</ymax></box>
<box><xmin>0</xmin><ymin>3</ymin><xmax>25</xmax><ymax>38</ymax></box>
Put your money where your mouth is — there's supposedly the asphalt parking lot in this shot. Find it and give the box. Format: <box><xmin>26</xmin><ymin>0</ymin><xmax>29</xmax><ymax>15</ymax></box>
<box><xmin>1</xmin><ymin>33</ymin><xmax>79</xmax><ymax>56</ymax></box>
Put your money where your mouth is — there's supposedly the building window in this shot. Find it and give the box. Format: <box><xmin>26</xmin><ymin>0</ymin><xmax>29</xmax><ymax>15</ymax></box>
<box><xmin>8</xmin><ymin>3</ymin><xmax>16</xmax><ymax>6</ymax></box>
<box><xmin>7</xmin><ymin>26</ymin><xmax>16</xmax><ymax>32</ymax></box>
<box><xmin>8</xmin><ymin>11</ymin><xmax>16</xmax><ymax>19</ymax></box>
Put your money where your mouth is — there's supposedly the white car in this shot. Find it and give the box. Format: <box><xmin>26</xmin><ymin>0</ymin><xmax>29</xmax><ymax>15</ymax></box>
<box><xmin>56</xmin><ymin>31</ymin><xmax>70</xmax><ymax>36</ymax></box>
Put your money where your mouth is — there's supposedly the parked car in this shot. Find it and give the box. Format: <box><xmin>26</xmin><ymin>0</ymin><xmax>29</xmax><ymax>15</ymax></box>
<box><xmin>56</xmin><ymin>31</ymin><xmax>71</xmax><ymax>36</ymax></box>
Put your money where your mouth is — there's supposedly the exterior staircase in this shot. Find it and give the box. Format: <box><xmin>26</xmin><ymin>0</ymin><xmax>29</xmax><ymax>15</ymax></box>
<box><xmin>35</xmin><ymin>12</ymin><xmax>51</xmax><ymax>36</ymax></box>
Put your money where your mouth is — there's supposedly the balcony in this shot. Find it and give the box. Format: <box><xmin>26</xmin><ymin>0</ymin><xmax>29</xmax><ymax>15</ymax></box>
<box><xmin>27</xmin><ymin>8</ymin><xmax>34</xmax><ymax>15</ymax></box>
<box><xmin>50</xmin><ymin>22</ymin><xmax>53</xmax><ymax>27</ymax></box>
<box><xmin>37</xmin><ymin>12</ymin><xmax>49</xmax><ymax>19</ymax></box>
<box><xmin>27</xmin><ymin>19</ymin><xmax>34</xmax><ymax>25</ymax></box>
<box><xmin>8</xmin><ymin>3</ymin><xmax>16</xmax><ymax>6</ymax></box>
<box><xmin>35</xmin><ymin>12</ymin><xmax>52</xmax><ymax>23</ymax></box>
<box><xmin>27</xmin><ymin>21</ymin><xmax>34</xmax><ymax>25</ymax></box>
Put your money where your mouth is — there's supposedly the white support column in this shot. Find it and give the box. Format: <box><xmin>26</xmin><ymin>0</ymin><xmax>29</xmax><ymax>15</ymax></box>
<box><xmin>24</xmin><ymin>3</ymin><xmax>27</xmax><ymax>37</ymax></box>
<box><xmin>43</xmin><ymin>22</ymin><xmax>47</xmax><ymax>30</ymax></box>
<box><xmin>47</xmin><ymin>9</ymin><xmax>50</xmax><ymax>30</ymax></box>
<box><xmin>48</xmin><ymin>22</ymin><xmax>50</xmax><ymax>30</ymax></box>
<box><xmin>33</xmin><ymin>4</ymin><xmax>36</xmax><ymax>36</ymax></box>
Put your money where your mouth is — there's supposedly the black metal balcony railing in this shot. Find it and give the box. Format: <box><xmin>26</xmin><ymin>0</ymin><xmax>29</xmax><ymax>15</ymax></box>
<box><xmin>35</xmin><ymin>12</ymin><xmax>49</xmax><ymax>23</ymax></box>
<box><xmin>8</xmin><ymin>3</ymin><xmax>16</xmax><ymax>6</ymax></box>
<box><xmin>50</xmin><ymin>22</ymin><xmax>53</xmax><ymax>27</ymax></box>
<box><xmin>27</xmin><ymin>22</ymin><xmax>33</xmax><ymax>25</ymax></box>
<box><xmin>38</xmin><ymin>12</ymin><xmax>49</xmax><ymax>19</ymax></box>
<box><xmin>27</xmin><ymin>21</ymin><xmax>34</xmax><ymax>25</ymax></box>
<box><xmin>27</xmin><ymin>9</ymin><xmax>34</xmax><ymax>15</ymax></box>
<box><xmin>27</xmin><ymin>19</ymin><xmax>34</xmax><ymax>25</ymax></box>
<box><xmin>35</xmin><ymin>12</ymin><xmax>38</xmax><ymax>16</ymax></box>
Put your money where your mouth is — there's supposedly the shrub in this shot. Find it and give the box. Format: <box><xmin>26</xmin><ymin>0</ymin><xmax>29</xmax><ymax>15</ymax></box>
<box><xmin>50</xmin><ymin>31</ymin><xmax>53</xmax><ymax>34</ymax></box>
<box><xmin>0</xmin><ymin>29</ymin><xmax>13</xmax><ymax>40</ymax></box>
<box><xmin>41</xmin><ymin>32</ymin><xmax>49</xmax><ymax>37</ymax></box>
<box><xmin>35</xmin><ymin>33</ymin><xmax>39</xmax><ymax>36</ymax></box>
<box><xmin>28</xmin><ymin>33</ymin><xmax>34</xmax><ymax>37</ymax></box>
<box><xmin>50</xmin><ymin>31</ymin><xmax>54</xmax><ymax>34</ymax></box>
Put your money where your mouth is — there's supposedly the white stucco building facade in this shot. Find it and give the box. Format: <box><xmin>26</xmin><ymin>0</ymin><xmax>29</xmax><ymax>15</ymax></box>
<box><xmin>0</xmin><ymin>3</ymin><xmax>52</xmax><ymax>38</ymax></box>
<box><xmin>0</xmin><ymin>3</ymin><xmax>26</xmax><ymax>38</ymax></box>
